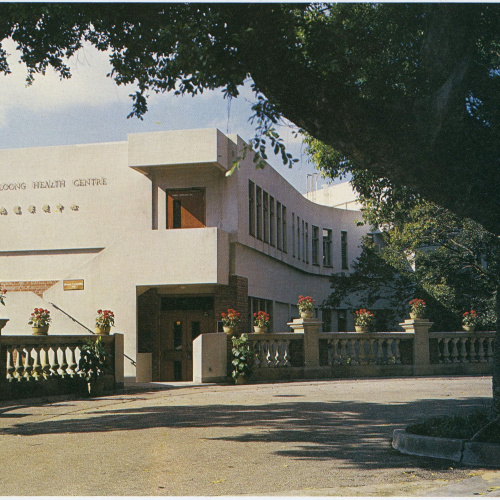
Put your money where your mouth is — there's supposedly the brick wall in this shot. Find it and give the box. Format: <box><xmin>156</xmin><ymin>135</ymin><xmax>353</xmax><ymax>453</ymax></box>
<box><xmin>0</xmin><ymin>281</ymin><xmax>59</xmax><ymax>298</ymax></box>
<box><xmin>214</xmin><ymin>275</ymin><xmax>249</xmax><ymax>331</ymax></box>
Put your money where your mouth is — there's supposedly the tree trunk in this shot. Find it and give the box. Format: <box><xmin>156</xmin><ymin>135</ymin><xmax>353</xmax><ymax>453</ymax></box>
<box><xmin>492</xmin><ymin>284</ymin><xmax>500</xmax><ymax>419</ymax></box>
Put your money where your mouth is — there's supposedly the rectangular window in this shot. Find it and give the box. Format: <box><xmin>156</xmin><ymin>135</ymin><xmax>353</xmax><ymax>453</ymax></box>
<box><xmin>269</xmin><ymin>196</ymin><xmax>275</xmax><ymax>246</ymax></box>
<box><xmin>248</xmin><ymin>297</ymin><xmax>273</xmax><ymax>332</ymax></box>
<box><xmin>312</xmin><ymin>225</ymin><xmax>319</xmax><ymax>265</ymax></box>
<box><xmin>256</xmin><ymin>186</ymin><xmax>262</xmax><ymax>240</ymax></box>
<box><xmin>305</xmin><ymin>222</ymin><xmax>309</xmax><ymax>263</ymax></box>
<box><xmin>248</xmin><ymin>181</ymin><xmax>255</xmax><ymax>236</ymax></box>
<box><xmin>282</xmin><ymin>205</ymin><xmax>287</xmax><ymax>253</ymax></box>
<box><xmin>297</xmin><ymin>216</ymin><xmax>301</xmax><ymax>260</ymax></box>
<box><xmin>323</xmin><ymin>228</ymin><xmax>332</xmax><ymax>267</ymax></box>
<box><xmin>337</xmin><ymin>309</ymin><xmax>347</xmax><ymax>332</ymax></box>
<box><xmin>302</xmin><ymin>220</ymin><xmax>305</xmax><ymax>262</ymax></box>
<box><xmin>292</xmin><ymin>212</ymin><xmax>295</xmax><ymax>257</ymax></box>
<box><xmin>341</xmin><ymin>231</ymin><xmax>348</xmax><ymax>269</ymax></box>
<box><xmin>276</xmin><ymin>201</ymin><xmax>282</xmax><ymax>250</ymax></box>
<box><xmin>263</xmin><ymin>191</ymin><xmax>269</xmax><ymax>243</ymax></box>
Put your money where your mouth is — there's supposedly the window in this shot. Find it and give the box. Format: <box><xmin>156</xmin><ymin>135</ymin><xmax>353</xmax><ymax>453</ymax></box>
<box><xmin>305</xmin><ymin>222</ymin><xmax>309</xmax><ymax>263</ymax></box>
<box><xmin>282</xmin><ymin>205</ymin><xmax>287</xmax><ymax>253</ymax></box>
<box><xmin>302</xmin><ymin>220</ymin><xmax>305</xmax><ymax>262</ymax></box>
<box><xmin>341</xmin><ymin>231</ymin><xmax>348</xmax><ymax>269</ymax></box>
<box><xmin>323</xmin><ymin>228</ymin><xmax>332</xmax><ymax>267</ymax></box>
<box><xmin>248</xmin><ymin>297</ymin><xmax>273</xmax><ymax>331</ymax></box>
<box><xmin>312</xmin><ymin>225</ymin><xmax>319</xmax><ymax>265</ymax></box>
<box><xmin>292</xmin><ymin>212</ymin><xmax>295</xmax><ymax>257</ymax></box>
<box><xmin>256</xmin><ymin>186</ymin><xmax>262</xmax><ymax>240</ymax></box>
<box><xmin>269</xmin><ymin>196</ymin><xmax>275</xmax><ymax>246</ymax></box>
<box><xmin>337</xmin><ymin>309</ymin><xmax>347</xmax><ymax>332</ymax></box>
<box><xmin>276</xmin><ymin>201</ymin><xmax>282</xmax><ymax>250</ymax></box>
<box><xmin>263</xmin><ymin>191</ymin><xmax>269</xmax><ymax>243</ymax></box>
<box><xmin>297</xmin><ymin>216</ymin><xmax>301</xmax><ymax>260</ymax></box>
<box><xmin>248</xmin><ymin>181</ymin><xmax>255</xmax><ymax>236</ymax></box>
<box><xmin>322</xmin><ymin>308</ymin><xmax>332</xmax><ymax>332</ymax></box>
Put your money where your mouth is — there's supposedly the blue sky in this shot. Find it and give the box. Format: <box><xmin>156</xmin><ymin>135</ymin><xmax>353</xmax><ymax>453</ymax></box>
<box><xmin>0</xmin><ymin>39</ymin><xmax>327</xmax><ymax>194</ymax></box>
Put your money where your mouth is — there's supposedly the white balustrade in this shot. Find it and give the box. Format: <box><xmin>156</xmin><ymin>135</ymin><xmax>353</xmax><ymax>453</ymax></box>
<box><xmin>321</xmin><ymin>333</ymin><xmax>406</xmax><ymax>366</ymax></box>
<box><xmin>248</xmin><ymin>333</ymin><xmax>297</xmax><ymax>368</ymax></box>
<box><xmin>1</xmin><ymin>335</ymin><xmax>116</xmax><ymax>399</ymax></box>
<box><xmin>431</xmin><ymin>332</ymin><xmax>495</xmax><ymax>364</ymax></box>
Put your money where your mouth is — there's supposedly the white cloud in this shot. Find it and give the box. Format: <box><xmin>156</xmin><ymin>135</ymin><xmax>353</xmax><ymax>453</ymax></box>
<box><xmin>0</xmin><ymin>39</ymin><xmax>132</xmax><ymax>115</ymax></box>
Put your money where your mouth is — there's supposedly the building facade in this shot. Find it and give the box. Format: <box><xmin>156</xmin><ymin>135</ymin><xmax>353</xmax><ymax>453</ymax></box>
<box><xmin>0</xmin><ymin>129</ymin><xmax>369</xmax><ymax>382</ymax></box>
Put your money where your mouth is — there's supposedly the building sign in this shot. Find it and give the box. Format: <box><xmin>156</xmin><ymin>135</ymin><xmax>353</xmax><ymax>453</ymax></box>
<box><xmin>63</xmin><ymin>279</ymin><xmax>84</xmax><ymax>291</ymax></box>
<box><xmin>0</xmin><ymin>178</ymin><xmax>108</xmax><ymax>192</ymax></box>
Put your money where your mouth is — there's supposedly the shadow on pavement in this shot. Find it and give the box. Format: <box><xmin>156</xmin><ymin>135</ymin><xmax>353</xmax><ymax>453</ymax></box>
<box><xmin>0</xmin><ymin>394</ymin><xmax>491</xmax><ymax>470</ymax></box>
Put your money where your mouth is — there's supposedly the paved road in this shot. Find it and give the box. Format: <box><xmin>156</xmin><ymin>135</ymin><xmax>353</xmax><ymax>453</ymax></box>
<box><xmin>0</xmin><ymin>376</ymin><xmax>499</xmax><ymax>496</ymax></box>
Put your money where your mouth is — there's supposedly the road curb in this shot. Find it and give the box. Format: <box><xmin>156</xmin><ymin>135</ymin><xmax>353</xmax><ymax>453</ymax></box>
<box><xmin>393</xmin><ymin>429</ymin><xmax>500</xmax><ymax>467</ymax></box>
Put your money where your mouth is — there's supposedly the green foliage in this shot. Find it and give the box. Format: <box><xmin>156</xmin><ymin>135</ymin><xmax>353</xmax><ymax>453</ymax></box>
<box><xmin>78</xmin><ymin>337</ymin><xmax>111</xmax><ymax>383</ymax></box>
<box><xmin>407</xmin><ymin>409</ymin><xmax>495</xmax><ymax>442</ymax></box>
<box><xmin>1</xmin><ymin>4</ymin><xmax>499</xmax><ymax>233</ymax></box>
<box><xmin>231</xmin><ymin>334</ymin><xmax>253</xmax><ymax>381</ymax></box>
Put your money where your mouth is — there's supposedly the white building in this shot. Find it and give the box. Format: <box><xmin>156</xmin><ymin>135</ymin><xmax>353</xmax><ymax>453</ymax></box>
<box><xmin>0</xmin><ymin>129</ymin><xmax>369</xmax><ymax>382</ymax></box>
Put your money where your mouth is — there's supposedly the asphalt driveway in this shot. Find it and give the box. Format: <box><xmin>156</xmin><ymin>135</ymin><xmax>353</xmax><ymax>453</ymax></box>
<box><xmin>0</xmin><ymin>376</ymin><xmax>499</xmax><ymax>496</ymax></box>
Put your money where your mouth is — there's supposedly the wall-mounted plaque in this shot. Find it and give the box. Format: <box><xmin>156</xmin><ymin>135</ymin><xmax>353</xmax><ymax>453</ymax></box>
<box><xmin>63</xmin><ymin>279</ymin><xmax>84</xmax><ymax>291</ymax></box>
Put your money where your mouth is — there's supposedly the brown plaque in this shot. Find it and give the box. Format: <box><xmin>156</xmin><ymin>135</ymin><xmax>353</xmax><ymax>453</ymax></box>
<box><xmin>63</xmin><ymin>279</ymin><xmax>84</xmax><ymax>291</ymax></box>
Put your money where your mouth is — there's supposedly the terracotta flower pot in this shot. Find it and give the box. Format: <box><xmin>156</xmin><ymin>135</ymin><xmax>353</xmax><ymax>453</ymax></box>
<box><xmin>32</xmin><ymin>326</ymin><xmax>49</xmax><ymax>335</ymax></box>
<box><xmin>94</xmin><ymin>326</ymin><xmax>111</xmax><ymax>335</ymax></box>
<box><xmin>253</xmin><ymin>326</ymin><xmax>268</xmax><ymax>334</ymax></box>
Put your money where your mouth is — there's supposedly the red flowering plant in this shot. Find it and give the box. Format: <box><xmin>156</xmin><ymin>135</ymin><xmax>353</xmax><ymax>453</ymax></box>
<box><xmin>409</xmin><ymin>298</ymin><xmax>426</xmax><ymax>316</ymax></box>
<box><xmin>221</xmin><ymin>309</ymin><xmax>242</xmax><ymax>328</ymax></box>
<box><xmin>253</xmin><ymin>311</ymin><xmax>270</xmax><ymax>328</ymax></box>
<box><xmin>354</xmin><ymin>308</ymin><xmax>374</xmax><ymax>327</ymax></box>
<box><xmin>462</xmin><ymin>310</ymin><xmax>479</xmax><ymax>327</ymax></box>
<box><xmin>297</xmin><ymin>295</ymin><xmax>315</xmax><ymax>313</ymax></box>
<box><xmin>28</xmin><ymin>308</ymin><xmax>51</xmax><ymax>327</ymax></box>
<box><xmin>95</xmin><ymin>309</ymin><xmax>115</xmax><ymax>330</ymax></box>
<box><xmin>0</xmin><ymin>287</ymin><xmax>6</xmax><ymax>306</ymax></box>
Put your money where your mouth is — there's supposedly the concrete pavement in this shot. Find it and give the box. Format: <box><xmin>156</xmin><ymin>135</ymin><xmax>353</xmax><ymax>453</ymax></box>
<box><xmin>0</xmin><ymin>376</ymin><xmax>499</xmax><ymax>496</ymax></box>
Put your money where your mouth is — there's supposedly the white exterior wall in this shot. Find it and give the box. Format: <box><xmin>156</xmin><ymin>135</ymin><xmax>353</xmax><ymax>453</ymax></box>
<box><xmin>0</xmin><ymin>128</ymin><xmax>369</xmax><ymax>380</ymax></box>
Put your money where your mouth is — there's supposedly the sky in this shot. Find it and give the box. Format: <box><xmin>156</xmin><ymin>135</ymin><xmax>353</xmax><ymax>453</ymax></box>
<box><xmin>0</xmin><ymin>39</ymin><xmax>329</xmax><ymax>194</ymax></box>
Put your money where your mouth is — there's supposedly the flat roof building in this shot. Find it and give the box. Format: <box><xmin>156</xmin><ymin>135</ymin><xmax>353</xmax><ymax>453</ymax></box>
<box><xmin>0</xmin><ymin>129</ymin><xmax>369</xmax><ymax>382</ymax></box>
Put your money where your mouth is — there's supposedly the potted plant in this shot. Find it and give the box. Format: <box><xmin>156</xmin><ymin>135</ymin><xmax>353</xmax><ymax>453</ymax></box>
<box><xmin>462</xmin><ymin>310</ymin><xmax>479</xmax><ymax>332</ymax></box>
<box><xmin>253</xmin><ymin>310</ymin><xmax>270</xmax><ymax>333</ymax></box>
<box><xmin>354</xmin><ymin>308</ymin><xmax>374</xmax><ymax>333</ymax></box>
<box><xmin>0</xmin><ymin>287</ymin><xmax>8</xmax><ymax>334</ymax></box>
<box><xmin>221</xmin><ymin>308</ymin><xmax>241</xmax><ymax>335</ymax></box>
<box><xmin>78</xmin><ymin>336</ymin><xmax>111</xmax><ymax>396</ymax></box>
<box><xmin>297</xmin><ymin>295</ymin><xmax>315</xmax><ymax>319</ymax></box>
<box><xmin>409</xmin><ymin>298</ymin><xmax>426</xmax><ymax>319</ymax></box>
<box><xmin>231</xmin><ymin>333</ymin><xmax>254</xmax><ymax>384</ymax></box>
<box><xmin>28</xmin><ymin>307</ymin><xmax>51</xmax><ymax>335</ymax></box>
<box><xmin>95</xmin><ymin>309</ymin><xmax>115</xmax><ymax>334</ymax></box>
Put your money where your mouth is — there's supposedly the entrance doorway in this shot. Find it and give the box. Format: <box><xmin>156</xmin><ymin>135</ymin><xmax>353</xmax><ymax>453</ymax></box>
<box><xmin>157</xmin><ymin>296</ymin><xmax>214</xmax><ymax>382</ymax></box>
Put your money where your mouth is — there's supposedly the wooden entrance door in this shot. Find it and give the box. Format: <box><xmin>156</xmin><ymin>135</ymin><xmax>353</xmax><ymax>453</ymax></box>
<box><xmin>166</xmin><ymin>188</ymin><xmax>206</xmax><ymax>229</ymax></box>
<box><xmin>159</xmin><ymin>310</ymin><xmax>212</xmax><ymax>381</ymax></box>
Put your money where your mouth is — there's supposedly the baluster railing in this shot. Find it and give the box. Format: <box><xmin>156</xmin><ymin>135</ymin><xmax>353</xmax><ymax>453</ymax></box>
<box><xmin>430</xmin><ymin>332</ymin><xmax>495</xmax><ymax>365</ymax></box>
<box><xmin>1</xmin><ymin>334</ymin><xmax>120</xmax><ymax>400</ymax></box>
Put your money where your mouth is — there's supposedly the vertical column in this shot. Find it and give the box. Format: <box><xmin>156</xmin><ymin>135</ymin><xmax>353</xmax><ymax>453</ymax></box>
<box><xmin>287</xmin><ymin>317</ymin><xmax>322</xmax><ymax>369</ymax></box>
<box><xmin>399</xmin><ymin>318</ymin><xmax>433</xmax><ymax>376</ymax></box>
